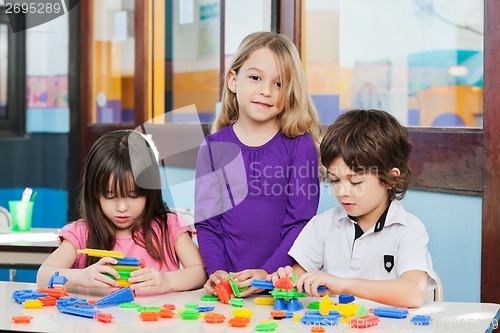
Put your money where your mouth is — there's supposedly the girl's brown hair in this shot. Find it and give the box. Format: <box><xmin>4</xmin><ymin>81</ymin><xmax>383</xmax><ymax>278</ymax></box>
<box><xmin>79</xmin><ymin>130</ymin><xmax>175</xmax><ymax>267</ymax></box>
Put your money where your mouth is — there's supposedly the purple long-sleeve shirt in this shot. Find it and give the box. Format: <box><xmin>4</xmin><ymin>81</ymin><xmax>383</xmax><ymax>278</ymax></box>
<box><xmin>195</xmin><ymin>124</ymin><xmax>319</xmax><ymax>275</ymax></box>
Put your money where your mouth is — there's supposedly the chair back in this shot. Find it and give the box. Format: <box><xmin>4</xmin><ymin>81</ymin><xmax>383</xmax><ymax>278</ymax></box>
<box><xmin>426</xmin><ymin>271</ymin><xmax>444</xmax><ymax>302</ymax></box>
<box><xmin>433</xmin><ymin>272</ymin><xmax>444</xmax><ymax>301</ymax></box>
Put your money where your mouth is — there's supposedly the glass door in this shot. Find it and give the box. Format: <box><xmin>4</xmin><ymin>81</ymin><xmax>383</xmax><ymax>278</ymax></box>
<box><xmin>81</xmin><ymin>0</ymin><xmax>149</xmax><ymax>165</ymax></box>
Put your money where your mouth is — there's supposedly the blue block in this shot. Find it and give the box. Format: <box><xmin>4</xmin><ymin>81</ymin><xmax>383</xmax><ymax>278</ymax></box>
<box><xmin>372</xmin><ymin>307</ymin><xmax>409</xmax><ymax>318</ymax></box>
<box><xmin>95</xmin><ymin>287</ymin><xmax>134</xmax><ymax>307</ymax></box>
<box><xmin>197</xmin><ymin>306</ymin><xmax>215</xmax><ymax>312</ymax></box>
<box><xmin>60</xmin><ymin>306</ymin><xmax>100</xmax><ymax>318</ymax></box>
<box><xmin>411</xmin><ymin>315</ymin><xmax>432</xmax><ymax>325</ymax></box>
<box><xmin>300</xmin><ymin>310</ymin><xmax>341</xmax><ymax>326</ymax></box>
<box><xmin>56</xmin><ymin>297</ymin><xmax>88</xmax><ymax>309</ymax></box>
<box><xmin>273</xmin><ymin>298</ymin><xmax>287</xmax><ymax>310</ymax></box>
<box><xmin>286</xmin><ymin>298</ymin><xmax>304</xmax><ymax>311</ymax></box>
<box><xmin>48</xmin><ymin>272</ymin><xmax>68</xmax><ymax>288</ymax></box>
<box><xmin>12</xmin><ymin>290</ymin><xmax>48</xmax><ymax>304</ymax></box>
<box><xmin>251</xmin><ymin>279</ymin><xmax>274</xmax><ymax>289</ymax></box>
<box><xmin>114</xmin><ymin>257</ymin><xmax>141</xmax><ymax>266</ymax></box>
<box><xmin>338</xmin><ymin>294</ymin><xmax>355</xmax><ymax>304</ymax></box>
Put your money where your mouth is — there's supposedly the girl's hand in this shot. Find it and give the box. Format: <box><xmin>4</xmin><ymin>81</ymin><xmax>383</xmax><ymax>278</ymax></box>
<box><xmin>295</xmin><ymin>271</ymin><xmax>345</xmax><ymax>297</ymax></box>
<box><xmin>77</xmin><ymin>257</ymin><xmax>119</xmax><ymax>288</ymax></box>
<box><xmin>234</xmin><ymin>269</ymin><xmax>268</xmax><ymax>297</ymax></box>
<box><xmin>204</xmin><ymin>270</ymin><xmax>229</xmax><ymax>295</ymax></box>
<box><xmin>128</xmin><ymin>267</ymin><xmax>169</xmax><ymax>293</ymax></box>
<box><xmin>267</xmin><ymin>266</ymin><xmax>294</xmax><ymax>283</ymax></box>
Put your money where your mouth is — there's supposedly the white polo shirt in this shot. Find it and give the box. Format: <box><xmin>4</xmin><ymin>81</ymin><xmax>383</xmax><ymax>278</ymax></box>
<box><xmin>289</xmin><ymin>200</ymin><xmax>437</xmax><ymax>289</ymax></box>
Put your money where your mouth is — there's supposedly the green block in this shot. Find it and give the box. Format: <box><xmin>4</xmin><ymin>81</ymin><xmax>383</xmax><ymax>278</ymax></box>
<box><xmin>137</xmin><ymin>306</ymin><xmax>162</xmax><ymax>312</ymax></box>
<box><xmin>308</xmin><ymin>301</ymin><xmax>320</xmax><ymax>309</ymax></box>
<box><xmin>119</xmin><ymin>302</ymin><xmax>142</xmax><ymax>309</ymax></box>
<box><xmin>229</xmin><ymin>279</ymin><xmax>240</xmax><ymax>297</ymax></box>
<box><xmin>270</xmin><ymin>289</ymin><xmax>305</xmax><ymax>299</ymax></box>
<box><xmin>224</xmin><ymin>273</ymin><xmax>239</xmax><ymax>280</ymax></box>
<box><xmin>355</xmin><ymin>304</ymin><xmax>370</xmax><ymax>318</ymax></box>
<box><xmin>185</xmin><ymin>302</ymin><xmax>199</xmax><ymax>309</ymax></box>
<box><xmin>255</xmin><ymin>321</ymin><xmax>279</xmax><ymax>331</ymax></box>
<box><xmin>201</xmin><ymin>295</ymin><xmax>219</xmax><ymax>302</ymax></box>
<box><xmin>179</xmin><ymin>309</ymin><xmax>200</xmax><ymax>320</ymax></box>
<box><xmin>229</xmin><ymin>298</ymin><xmax>245</xmax><ymax>307</ymax></box>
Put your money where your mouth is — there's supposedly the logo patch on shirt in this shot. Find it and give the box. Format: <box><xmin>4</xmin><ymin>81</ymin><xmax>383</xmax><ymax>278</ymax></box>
<box><xmin>384</xmin><ymin>255</ymin><xmax>394</xmax><ymax>273</ymax></box>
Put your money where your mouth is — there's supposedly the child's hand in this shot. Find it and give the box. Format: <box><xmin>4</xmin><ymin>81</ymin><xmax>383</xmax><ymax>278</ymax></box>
<box><xmin>204</xmin><ymin>270</ymin><xmax>229</xmax><ymax>295</ymax></box>
<box><xmin>234</xmin><ymin>269</ymin><xmax>268</xmax><ymax>297</ymax></box>
<box><xmin>267</xmin><ymin>266</ymin><xmax>294</xmax><ymax>283</ymax></box>
<box><xmin>128</xmin><ymin>267</ymin><xmax>170</xmax><ymax>293</ymax></box>
<box><xmin>77</xmin><ymin>257</ymin><xmax>119</xmax><ymax>288</ymax></box>
<box><xmin>295</xmin><ymin>271</ymin><xmax>344</xmax><ymax>297</ymax></box>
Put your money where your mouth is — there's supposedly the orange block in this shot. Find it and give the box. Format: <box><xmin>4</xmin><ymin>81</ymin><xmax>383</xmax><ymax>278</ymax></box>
<box><xmin>12</xmin><ymin>315</ymin><xmax>33</xmax><ymax>324</ymax></box>
<box><xmin>228</xmin><ymin>317</ymin><xmax>250</xmax><ymax>327</ymax></box>
<box><xmin>139</xmin><ymin>311</ymin><xmax>161</xmax><ymax>321</ymax></box>
<box><xmin>204</xmin><ymin>313</ymin><xmax>226</xmax><ymax>324</ymax></box>
<box><xmin>215</xmin><ymin>284</ymin><xmax>230</xmax><ymax>304</ymax></box>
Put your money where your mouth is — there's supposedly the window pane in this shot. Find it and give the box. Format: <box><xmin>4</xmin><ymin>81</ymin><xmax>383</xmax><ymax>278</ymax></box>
<box><xmin>167</xmin><ymin>0</ymin><xmax>221</xmax><ymax>123</ymax></box>
<box><xmin>0</xmin><ymin>24</ymin><xmax>7</xmax><ymax>119</ymax></box>
<box><xmin>225</xmin><ymin>0</ymin><xmax>272</xmax><ymax>67</ymax></box>
<box><xmin>165</xmin><ymin>0</ymin><xmax>272</xmax><ymax>123</ymax></box>
<box><xmin>91</xmin><ymin>0</ymin><xmax>135</xmax><ymax>124</ymax></box>
<box><xmin>303</xmin><ymin>0</ymin><xmax>484</xmax><ymax>128</ymax></box>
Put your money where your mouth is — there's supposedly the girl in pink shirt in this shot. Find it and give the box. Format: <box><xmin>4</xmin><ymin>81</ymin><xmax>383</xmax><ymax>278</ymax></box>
<box><xmin>37</xmin><ymin>130</ymin><xmax>206</xmax><ymax>294</ymax></box>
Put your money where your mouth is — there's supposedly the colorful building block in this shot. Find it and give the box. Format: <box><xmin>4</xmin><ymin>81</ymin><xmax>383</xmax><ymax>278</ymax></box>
<box><xmin>350</xmin><ymin>315</ymin><xmax>380</xmax><ymax>328</ymax></box>
<box><xmin>411</xmin><ymin>315</ymin><xmax>432</xmax><ymax>325</ymax></box>
<box><xmin>12</xmin><ymin>315</ymin><xmax>33</xmax><ymax>324</ymax></box>
<box><xmin>95</xmin><ymin>287</ymin><xmax>134</xmax><ymax>307</ymax></box>
<box><xmin>372</xmin><ymin>307</ymin><xmax>409</xmax><ymax>318</ymax></box>
<box><xmin>77</xmin><ymin>249</ymin><xmax>125</xmax><ymax>258</ymax></box>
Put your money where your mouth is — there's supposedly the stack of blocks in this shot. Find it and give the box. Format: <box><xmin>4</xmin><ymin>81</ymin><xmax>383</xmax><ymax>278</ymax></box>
<box><xmin>76</xmin><ymin>249</ymin><xmax>143</xmax><ymax>287</ymax></box>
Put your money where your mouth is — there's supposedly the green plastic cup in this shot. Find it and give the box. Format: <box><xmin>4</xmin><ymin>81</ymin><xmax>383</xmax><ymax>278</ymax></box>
<box><xmin>8</xmin><ymin>200</ymin><xmax>34</xmax><ymax>232</ymax></box>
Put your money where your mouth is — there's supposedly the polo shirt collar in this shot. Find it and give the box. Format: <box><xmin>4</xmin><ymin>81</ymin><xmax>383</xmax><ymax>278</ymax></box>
<box><xmin>340</xmin><ymin>200</ymin><xmax>408</xmax><ymax>231</ymax></box>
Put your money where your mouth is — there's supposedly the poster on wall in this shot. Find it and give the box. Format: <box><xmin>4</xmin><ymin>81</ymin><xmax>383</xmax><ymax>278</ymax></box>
<box><xmin>26</xmin><ymin>76</ymin><xmax>68</xmax><ymax>109</ymax></box>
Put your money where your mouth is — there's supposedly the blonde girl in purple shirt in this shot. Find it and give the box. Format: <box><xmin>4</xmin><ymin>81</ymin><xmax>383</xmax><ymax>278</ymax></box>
<box><xmin>195</xmin><ymin>32</ymin><xmax>321</xmax><ymax>297</ymax></box>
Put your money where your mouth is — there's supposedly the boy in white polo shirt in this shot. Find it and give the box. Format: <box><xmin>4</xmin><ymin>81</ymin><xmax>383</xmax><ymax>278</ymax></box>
<box><xmin>269</xmin><ymin>109</ymin><xmax>437</xmax><ymax>308</ymax></box>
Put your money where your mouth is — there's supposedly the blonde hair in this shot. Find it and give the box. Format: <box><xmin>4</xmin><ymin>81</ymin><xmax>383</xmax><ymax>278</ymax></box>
<box><xmin>212</xmin><ymin>31</ymin><xmax>321</xmax><ymax>147</ymax></box>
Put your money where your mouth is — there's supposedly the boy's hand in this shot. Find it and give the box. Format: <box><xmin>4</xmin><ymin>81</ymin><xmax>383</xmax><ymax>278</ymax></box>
<box><xmin>295</xmin><ymin>271</ymin><xmax>344</xmax><ymax>297</ymax></box>
<box><xmin>204</xmin><ymin>270</ymin><xmax>229</xmax><ymax>295</ymax></box>
<box><xmin>78</xmin><ymin>257</ymin><xmax>119</xmax><ymax>288</ymax></box>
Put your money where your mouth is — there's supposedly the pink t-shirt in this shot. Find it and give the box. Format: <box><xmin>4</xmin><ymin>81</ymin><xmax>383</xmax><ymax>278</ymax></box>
<box><xmin>59</xmin><ymin>214</ymin><xmax>192</xmax><ymax>272</ymax></box>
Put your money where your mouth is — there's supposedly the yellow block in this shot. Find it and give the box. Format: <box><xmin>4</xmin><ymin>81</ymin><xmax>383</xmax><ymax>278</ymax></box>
<box><xmin>253</xmin><ymin>297</ymin><xmax>275</xmax><ymax>305</ymax></box>
<box><xmin>116</xmin><ymin>280</ymin><xmax>131</xmax><ymax>287</ymax></box>
<box><xmin>111</xmin><ymin>265</ymin><xmax>141</xmax><ymax>271</ymax></box>
<box><xmin>23</xmin><ymin>299</ymin><xmax>43</xmax><ymax>309</ymax></box>
<box><xmin>232</xmin><ymin>309</ymin><xmax>253</xmax><ymax>318</ymax></box>
<box><xmin>77</xmin><ymin>249</ymin><xmax>125</xmax><ymax>259</ymax></box>
<box><xmin>319</xmin><ymin>295</ymin><xmax>332</xmax><ymax>316</ymax></box>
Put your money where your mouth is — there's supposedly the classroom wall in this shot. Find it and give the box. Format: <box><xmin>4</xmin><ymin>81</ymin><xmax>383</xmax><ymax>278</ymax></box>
<box><xmin>164</xmin><ymin>166</ymin><xmax>482</xmax><ymax>302</ymax></box>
